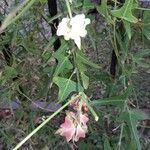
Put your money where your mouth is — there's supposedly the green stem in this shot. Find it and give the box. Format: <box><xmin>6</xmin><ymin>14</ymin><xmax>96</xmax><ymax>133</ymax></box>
<box><xmin>13</xmin><ymin>97</ymin><xmax>77</xmax><ymax>150</ymax></box>
<box><xmin>81</xmin><ymin>92</ymin><xmax>99</xmax><ymax>121</ymax></box>
<box><xmin>113</xmin><ymin>20</ymin><xmax>119</xmax><ymax>59</ymax></box>
<box><xmin>73</xmin><ymin>51</ymin><xmax>81</xmax><ymax>92</ymax></box>
<box><xmin>118</xmin><ymin>123</ymin><xmax>124</xmax><ymax>150</ymax></box>
<box><xmin>65</xmin><ymin>0</ymin><xmax>72</xmax><ymax>18</ymax></box>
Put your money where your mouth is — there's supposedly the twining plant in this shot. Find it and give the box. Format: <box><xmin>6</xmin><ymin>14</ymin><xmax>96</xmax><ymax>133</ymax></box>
<box><xmin>0</xmin><ymin>0</ymin><xmax>149</xmax><ymax>149</ymax></box>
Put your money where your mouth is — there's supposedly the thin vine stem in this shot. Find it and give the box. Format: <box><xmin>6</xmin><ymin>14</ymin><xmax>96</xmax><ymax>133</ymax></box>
<box><xmin>118</xmin><ymin>123</ymin><xmax>124</xmax><ymax>150</ymax></box>
<box><xmin>13</xmin><ymin>94</ymin><xmax>80</xmax><ymax>150</ymax></box>
<box><xmin>73</xmin><ymin>51</ymin><xmax>81</xmax><ymax>92</ymax></box>
<box><xmin>65</xmin><ymin>0</ymin><xmax>72</xmax><ymax>18</ymax></box>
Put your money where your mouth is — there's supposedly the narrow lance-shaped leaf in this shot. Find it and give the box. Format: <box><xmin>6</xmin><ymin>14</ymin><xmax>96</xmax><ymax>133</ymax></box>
<box><xmin>104</xmin><ymin>138</ymin><xmax>112</xmax><ymax>150</ymax></box>
<box><xmin>142</xmin><ymin>11</ymin><xmax>150</xmax><ymax>40</ymax></box>
<box><xmin>75</xmin><ymin>50</ymin><xmax>100</xmax><ymax>90</ymax></box>
<box><xmin>96</xmin><ymin>0</ymin><xmax>113</xmax><ymax>24</ymax></box>
<box><xmin>123</xmin><ymin>20</ymin><xmax>132</xmax><ymax>39</ymax></box>
<box><xmin>42</xmin><ymin>35</ymin><xmax>57</xmax><ymax>55</ymax></box>
<box><xmin>119</xmin><ymin>110</ymin><xmax>148</xmax><ymax>150</ymax></box>
<box><xmin>0</xmin><ymin>0</ymin><xmax>37</xmax><ymax>32</ymax></box>
<box><xmin>83</xmin><ymin>0</ymin><xmax>95</xmax><ymax>9</ymax></box>
<box><xmin>91</xmin><ymin>86</ymin><xmax>132</xmax><ymax>106</ymax></box>
<box><xmin>75</xmin><ymin>52</ymin><xmax>90</xmax><ymax>90</ymax></box>
<box><xmin>80</xmin><ymin>72</ymin><xmax>89</xmax><ymax>90</ymax></box>
<box><xmin>76</xmin><ymin>51</ymin><xmax>101</xmax><ymax>69</ymax></box>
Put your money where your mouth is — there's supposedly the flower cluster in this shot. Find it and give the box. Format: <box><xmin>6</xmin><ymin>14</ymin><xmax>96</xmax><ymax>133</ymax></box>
<box><xmin>56</xmin><ymin>14</ymin><xmax>91</xmax><ymax>49</ymax></box>
<box><xmin>55</xmin><ymin>97</ymin><xmax>89</xmax><ymax>142</ymax></box>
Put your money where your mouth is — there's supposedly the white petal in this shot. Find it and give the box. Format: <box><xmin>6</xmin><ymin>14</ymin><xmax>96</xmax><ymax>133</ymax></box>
<box><xmin>74</xmin><ymin>37</ymin><xmax>81</xmax><ymax>49</ymax></box>
<box><xmin>56</xmin><ymin>18</ymin><xmax>70</xmax><ymax>36</ymax></box>
<box><xmin>85</xmin><ymin>18</ymin><xmax>91</xmax><ymax>25</ymax></box>
<box><xmin>69</xmin><ymin>0</ymin><xmax>72</xmax><ymax>4</ymax></box>
<box><xmin>64</xmin><ymin>35</ymin><xmax>70</xmax><ymax>40</ymax></box>
<box><xmin>80</xmin><ymin>30</ymin><xmax>87</xmax><ymax>37</ymax></box>
<box><xmin>70</xmin><ymin>14</ymin><xmax>84</xmax><ymax>25</ymax></box>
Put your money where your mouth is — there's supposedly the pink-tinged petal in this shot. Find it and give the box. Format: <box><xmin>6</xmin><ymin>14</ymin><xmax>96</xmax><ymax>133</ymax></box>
<box><xmin>80</xmin><ymin>113</ymin><xmax>89</xmax><ymax>125</ymax></box>
<box><xmin>61</xmin><ymin>127</ymin><xmax>76</xmax><ymax>142</ymax></box>
<box><xmin>60</xmin><ymin>116</ymin><xmax>73</xmax><ymax>128</ymax></box>
<box><xmin>55</xmin><ymin>110</ymin><xmax>89</xmax><ymax>142</ymax></box>
<box><xmin>55</xmin><ymin>127</ymin><xmax>75</xmax><ymax>142</ymax></box>
<box><xmin>74</xmin><ymin>125</ymin><xmax>86</xmax><ymax>142</ymax></box>
<box><xmin>55</xmin><ymin>116</ymin><xmax>76</xmax><ymax>142</ymax></box>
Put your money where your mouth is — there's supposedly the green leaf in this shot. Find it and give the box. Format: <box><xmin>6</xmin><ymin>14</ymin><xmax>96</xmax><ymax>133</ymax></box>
<box><xmin>87</xmin><ymin>26</ymin><xmax>97</xmax><ymax>51</ymax></box>
<box><xmin>134</xmin><ymin>49</ymin><xmax>150</xmax><ymax>58</ymax></box>
<box><xmin>119</xmin><ymin>110</ymin><xmax>148</xmax><ymax>150</ymax></box>
<box><xmin>128</xmin><ymin>140</ymin><xmax>137</xmax><ymax>150</ymax></box>
<box><xmin>132</xmin><ymin>49</ymin><xmax>150</xmax><ymax>68</ymax></box>
<box><xmin>53</xmin><ymin>54</ymin><xmax>73</xmax><ymax>76</ymax></box>
<box><xmin>142</xmin><ymin>11</ymin><xmax>150</xmax><ymax>40</ymax></box>
<box><xmin>42</xmin><ymin>35</ymin><xmax>57</xmax><ymax>55</ymax></box>
<box><xmin>21</xmin><ymin>36</ymin><xmax>39</xmax><ymax>54</ymax></box>
<box><xmin>104</xmin><ymin>138</ymin><xmax>112</xmax><ymax>150</ymax></box>
<box><xmin>42</xmin><ymin>51</ymin><xmax>52</xmax><ymax>62</ymax></box>
<box><xmin>136</xmin><ymin>60</ymin><xmax>150</xmax><ymax>68</ymax></box>
<box><xmin>83</xmin><ymin>0</ymin><xmax>95</xmax><ymax>10</ymax></box>
<box><xmin>39</xmin><ymin>67</ymin><xmax>55</xmax><ymax>97</ymax></box>
<box><xmin>91</xmin><ymin>87</ymin><xmax>132</xmax><ymax>106</ymax></box>
<box><xmin>73</xmin><ymin>0</ymin><xmax>83</xmax><ymax>8</ymax></box>
<box><xmin>76</xmin><ymin>50</ymin><xmax>100</xmax><ymax>69</ymax></box>
<box><xmin>143</xmin><ymin>26</ymin><xmax>150</xmax><ymax>40</ymax></box>
<box><xmin>0</xmin><ymin>66</ymin><xmax>18</xmax><ymax>85</ymax></box>
<box><xmin>52</xmin><ymin>41</ymin><xmax>73</xmax><ymax>76</ymax></box>
<box><xmin>53</xmin><ymin>76</ymin><xmax>83</xmax><ymax>101</ymax></box>
<box><xmin>75</xmin><ymin>51</ymin><xmax>90</xmax><ymax>89</ymax></box>
<box><xmin>80</xmin><ymin>72</ymin><xmax>89</xmax><ymax>89</ymax></box>
<box><xmin>0</xmin><ymin>0</ymin><xmax>37</xmax><ymax>32</ymax></box>
<box><xmin>91</xmin><ymin>97</ymin><xmax>125</xmax><ymax>106</ymax></box>
<box><xmin>4</xmin><ymin>66</ymin><xmax>18</xmax><ymax>80</ymax></box>
<box><xmin>123</xmin><ymin>20</ymin><xmax>132</xmax><ymax>39</ymax></box>
<box><xmin>126</xmin><ymin>110</ymin><xmax>148</xmax><ymax>121</ymax></box>
<box><xmin>53</xmin><ymin>40</ymin><xmax>68</xmax><ymax>55</ymax></box>
<box><xmin>96</xmin><ymin>0</ymin><xmax>113</xmax><ymax>24</ymax></box>
<box><xmin>111</xmin><ymin>0</ymin><xmax>138</xmax><ymax>23</ymax></box>
<box><xmin>0</xmin><ymin>89</ymin><xmax>13</xmax><ymax>100</ymax></box>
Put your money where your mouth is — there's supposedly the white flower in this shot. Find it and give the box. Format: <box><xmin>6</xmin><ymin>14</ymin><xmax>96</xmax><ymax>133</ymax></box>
<box><xmin>69</xmin><ymin>0</ymin><xmax>72</xmax><ymax>4</ymax></box>
<box><xmin>57</xmin><ymin>14</ymin><xmax>91</xmax><ymax>49</ymax></box>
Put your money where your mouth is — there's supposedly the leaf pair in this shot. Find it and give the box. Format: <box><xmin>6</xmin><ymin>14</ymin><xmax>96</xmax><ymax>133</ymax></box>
<box><xmin>76</xmin><ymin>50</ymin><xmax>100</xmax><ymax>90</ymax></box>
<box><xmin>111</xmin><ymin>0</ymin><xmax>138</xmax><ymax>23</ymax></box>
<box><xmin>53</xmin><ymin>49</ymin><xmax>100</xmax><ymax>101</ymax></box>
